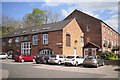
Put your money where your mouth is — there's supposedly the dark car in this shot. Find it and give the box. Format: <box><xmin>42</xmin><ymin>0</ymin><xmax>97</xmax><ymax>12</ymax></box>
<box><xmin>83</xmin><ymin>55</ymin><xmax>105</xmax><ymax>68</ymax></box>
<box><xmin>35</xmin><ymin>54</ymin><xmax>50</xmax><ymax>64</ymax></box>
<box><xmin>14</xmin><ymin>54</ymin><xmax>35</xmax><ymax>62</ymax></box>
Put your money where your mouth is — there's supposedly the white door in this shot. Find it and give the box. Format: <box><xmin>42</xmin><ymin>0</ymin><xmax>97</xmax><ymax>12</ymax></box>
<box><xmin>74</xmin><ymin>48</ymin><xmax>76</xmax><ymax>55</ymax></box>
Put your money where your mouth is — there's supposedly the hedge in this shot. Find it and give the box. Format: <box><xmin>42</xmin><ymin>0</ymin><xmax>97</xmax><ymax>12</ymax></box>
<box><xmin>101</xmin><ymin>51</ymin><xmax>119</xmax><ymax>60</ymax></box>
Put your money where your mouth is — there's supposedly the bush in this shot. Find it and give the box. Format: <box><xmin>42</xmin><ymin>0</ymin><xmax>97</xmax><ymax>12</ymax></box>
<box><xmin>101</xmin><ymin>51</ymin><xmax>118</xmax><ymax>60</ymax></box>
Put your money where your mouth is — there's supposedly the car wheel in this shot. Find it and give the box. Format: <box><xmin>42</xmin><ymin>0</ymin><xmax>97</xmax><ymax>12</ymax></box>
<box><xmin>5</xmin><ymin>57</ymin><xmax>8</xmax><ymax>59</ymax></box>
<box><xmin>75</xmin><ymin>62</ymin><xmax>78</xmax><ymax>66</ymax></box>
<box><xmin>36</xmin><ymin>61</ymin><xmax>39</xmax><ymax>64</ymax></box>
<box><xmin>44</xmin><ymin>60</ymin><xmax>47</xmax><ymax>64</ymax></box>
<box><xmin>65</xmin><ymin>63</ymin><xmax>68</xmax><ymax>66</ymax></box>
<box><xmin>21</xmin><ymin>59</ymin><xmax>24</xmax><ymax>63</ymax></box>
<box><xmin>102</xmin><ymin>62</ymin><xmax>105</xmax><ymax>66</ymax></box>
<box><xmin>33</xmin><ymin>59</ymin><xmax>35</xmax><ymax>62</ymax></box>
<box><xmin>58</xmin><ymin>61</ymin><xmax>61</xmax><ymax>65</ymax></box>
<box><xmin>96</xmin><ymin>63</ymin><xmax>99</xmax><ymax>68</ymax></box>
<box><xmin>83</xmin><ymin>65</ymin><xmax>86</xmax><ymax>67</ymax></box>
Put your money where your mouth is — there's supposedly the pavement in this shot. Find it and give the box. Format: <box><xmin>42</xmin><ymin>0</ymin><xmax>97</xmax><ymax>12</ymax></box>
<box><xmin>0</xmin><ymin>59</ymin><xmax>120</xmax><ymax>79</ymax></box>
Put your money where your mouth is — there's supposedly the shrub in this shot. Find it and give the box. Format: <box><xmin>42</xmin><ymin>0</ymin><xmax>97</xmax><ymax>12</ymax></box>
<box><xmin>101</xmin><ymin>51</ymin><xmax>118</xmax><ymax>60</ymax></box>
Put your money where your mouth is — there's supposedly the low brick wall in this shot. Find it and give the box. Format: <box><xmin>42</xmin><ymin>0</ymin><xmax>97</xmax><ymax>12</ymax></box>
<box><xmin>104</xmin><ymin>60</ymin><xmax>120</xmax><ymax>66</ymax></box>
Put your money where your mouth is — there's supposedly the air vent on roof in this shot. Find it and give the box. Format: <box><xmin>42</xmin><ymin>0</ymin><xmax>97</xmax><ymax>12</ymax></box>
<box><xmin>14</xmin><ymin>32</ymin><xmax>18</xmax><ymax>35</ymax></box>
<box><xmin>42</xmin><ymin>27</ymin><xmax>51</xmax><ymax>30</ymax></box>
<box><xmin>32</xmin><ymin>29</ymin><xmax>35</xmax><ymax>32</ymax></box>
<box><xmin>23</xmin><ymin>30</ymin><xmax>27</xmax><ymax>33</ymax></box>
<box><xmin>36</xmin><ymin>29</ymin><xmax>39</xmax><ymax>31</ymax></box>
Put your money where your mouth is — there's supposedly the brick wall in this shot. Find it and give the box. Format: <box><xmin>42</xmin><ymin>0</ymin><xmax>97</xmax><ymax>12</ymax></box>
<box><xmin>63</xmin><ymin>19</ymin><xmax>84</xmax><ymax>56</ymax></box>
<box><xmin>64</xmin><ymin>10</ymin><xmax>102</xmax><ymax>48</ymax></box>
<box><xmin>101</xmin><ymin>22</ymin><xmax>119</xmax><ymax>52</ymax></box>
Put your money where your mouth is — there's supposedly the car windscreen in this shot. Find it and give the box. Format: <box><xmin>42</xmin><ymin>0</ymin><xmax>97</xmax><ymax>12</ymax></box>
<box><xmin>0</xmin><ymin>53</ymin><xmax>6</xmax><ymax>55</ymax></box>
<box><xmin>86</xmin><ymin>56</ymin><xmax>95</xmax><ymax>59</ymax></box>
<box><xmin>76</xmin><ymin>56</ymin><xmax>83</xmax><ymax>58</ymax></box>
<box><xmin>66</xmin><ymin>56</ymin><xmax>74</xmax><ymax>59</ymax></box>
<box><xmin>51</xmin><ymin>55</ymin><xmax>56</xmax><ymax>58</ymax></box>
<box><xmin>59</xmin><ymin>55</ymin><xmax>63</xmax><ymax>58</ymax></box>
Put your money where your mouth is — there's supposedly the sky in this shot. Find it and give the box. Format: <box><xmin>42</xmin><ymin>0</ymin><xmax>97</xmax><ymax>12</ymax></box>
<box><xmin>1</xmin><ymin>0</ymin><xmax>120</xmax><ymax>33</ymax></box>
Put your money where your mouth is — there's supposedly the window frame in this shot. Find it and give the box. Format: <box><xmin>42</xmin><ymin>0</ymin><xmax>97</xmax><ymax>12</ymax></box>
<box><xmin>32</xmin><ymin>35</ymin><xmax>38</xmax><ymax>45</ymax></box>
<box><xmin>80</xmin><ymin>36</ymin><xmax>84</xmax><ymax>43</ymax></box>
<box><xmin>66</xmin><ymin>34</ymin><xmax>71</xmax><ymax>47</ymax></box>
<box><xmin>43</xmin><ymin>34</ymin><xmax>48</xmax><ymax>45</ymax></box>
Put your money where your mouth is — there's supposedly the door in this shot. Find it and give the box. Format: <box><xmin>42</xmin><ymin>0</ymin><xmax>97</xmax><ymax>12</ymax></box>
<box><xmin>74</xmin><ymin>48</ymin><xmax>76</xmax><ymax>55</ymax></box>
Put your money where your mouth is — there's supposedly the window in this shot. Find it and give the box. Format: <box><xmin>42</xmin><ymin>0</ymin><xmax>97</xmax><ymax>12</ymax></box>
<box><xmin>15</xmin><ymin>37</ymin><xmax>20</xmax><ymax>46</ymax></box>
<box><xmin>81</xmin><ymin>36</ymin><xmax>84</xmax><ymax>43</ymax></box>
<box><xmin>2</xmin><ymin>41</ymin><xmax>6</xmax><ymax>46</ymax></box>
<box><xmin>24</xmin><ymin>36</ymin><xmax>28</xmax><ymax>41</ymax></box>
<box><xmin>103</xmin><ymin>26</ymin><xmax>106</xmax><ymax>32</ymax></box>
<box><xmin>111</xmin><ymin>31</ymin><xmax>112</xmax><ymax>36</ymax></box>
<box><xmin>112</xmin><ymin>41</ymin><xmax>113</xmax><ymax>46</ymax></box>
<box><xmin>8</xmin><ymin>38</ymin><xmax>13</xmax><ymax>47</ymax></box>
<box><xmin>39</xmin><ymin>49</ymin><xmax>52</xmax><ymax>55</ymax></box>
<box><xmin>43</xmin><ymin>34</ymin><xmax>48</xmax><ymax>44</ymax></box>
<box><xmin>108</xmin><ymin>30</ymin><xmax>110</xmax><ymax>35</ymax></box>
<box><xmin>21</xmin><ymin>42</ymin><xmax>31</xmax><ymax>55</ymax></box>
<box><xmin>115</xmin><ymin>42</ymin><xmax>117</xmax><ymax>46</ymax></box>
<box><xmin>66</xmin><ymin>34</ymin><xmax>71</xmax><ymax>46</ymax></box>
<box><xmin>32</xmin><ymin>35</ymin><xmax>38</xmax><ymax>45</ymax></box>
<box><xmin>115</xmin><ymin>35</ymin><xmax>116</xmax><ymax>38</ymax></box>
<box><xmin>86</xmin><ymin>26</ymin><xmax>90</xmax><ymax>32</ymax></box>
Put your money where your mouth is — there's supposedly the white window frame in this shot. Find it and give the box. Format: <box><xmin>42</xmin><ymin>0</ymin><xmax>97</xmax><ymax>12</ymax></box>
<box><xmin>86</xmin><ymin>26</ymin><xmax>90</xmax><ymax>32</ymax></box>
<box><xmin>43</xmin><ymin>34</ymin><xmax>48</xmax><ymax>44</ymax></box>
<box><xmin>103</xmin><ymin>26</ymin><xmax>106</xmax><ymax>32</ymax></box>
<box><xmin>80</xmin><ymin>36</ymin><xmax>84</xmax><ymax>43</ymax></box>
<box><xmin>21</xmin><ymin>42</ymin><xmax>31</xmax><ymax>55</ymax></box>
<box><xmin>108</xmin><ymin>30</ymin><xmax>110</xmax><ymax>35</ymax></box>
<box><xmin>39</xmin><ymin>49</ymin><xmax>52</xmax><ymax>55</ymax></box>
<box><xmin>32</xmin><ymin>35</ymin><xmax>38</xmax><ymax>45</ymax></box>
<box><xmin>15</xmin><ymin>37</ymin><xmax>20</xmax><ymax>43</ymax></box>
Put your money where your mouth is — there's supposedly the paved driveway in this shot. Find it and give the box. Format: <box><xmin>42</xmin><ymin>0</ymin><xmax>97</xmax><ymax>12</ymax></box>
<box><xmin>1</xmin><ymin>59</ymin><xmax>119</xmax><ymax>79</ymax></box>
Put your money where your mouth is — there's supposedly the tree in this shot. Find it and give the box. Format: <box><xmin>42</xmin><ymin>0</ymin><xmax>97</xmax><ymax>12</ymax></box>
<box><xmin>46</xmin><ymin>10</ymin><xmax>61</xmax><ymax>23</ymax></box>
<box><xmin>1</xmin><ymin>15</ymin><xmax>24</xmax><ymax>37</ymax></box>
<box><xmin>23</xmin><ymin>8</ymin><xmax>47</xmax><ymax>27</ymax></box>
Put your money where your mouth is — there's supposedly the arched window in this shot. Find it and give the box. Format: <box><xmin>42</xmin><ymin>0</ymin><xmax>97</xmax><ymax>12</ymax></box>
<box><xmin>66</xmin><ymin>34</ymin><xmax>71</xmax><ymax>46</ymax></box>
<box><xmin>39</xmin><ymin>49</ymin><xmax>52</xmax><ymax>55</ymax></box>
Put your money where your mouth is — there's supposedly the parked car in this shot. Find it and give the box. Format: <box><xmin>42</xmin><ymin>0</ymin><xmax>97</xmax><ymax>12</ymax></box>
<box><xmin>48</xmin><ymin>54</ymin><xmax>65</xmax><ymax>65</ymax></box>
<box><xmin>35</xmin><ymin>54</ymin><xmax>51</xmax><ymax>64</ymax></box>
<box><xmin>83</xmin><ymin>55</ymin><xmax>105</xmax><ymax>68</ymax></box>
<box><xmin>14</xmin><ymin>54</ymin><xmax>35</xmax><ymax>62</ymax></box>
<box><xmin>0</xmin><ymin>52</ymin><xmax>8</xmax><ymax>59</ymax></box>
<box><xmin>64</xmin><ymin>55</ymin><xmax>84</xmax><ymax>66</ymax></box>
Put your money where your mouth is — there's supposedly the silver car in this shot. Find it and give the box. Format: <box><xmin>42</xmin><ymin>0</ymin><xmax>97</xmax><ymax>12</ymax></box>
<box><xmin>83</xmin><ymin>55</ymin><xmax>105</xmax><ymax>68</ymax></box>
<box><xmin>48</xmin><ymin>54</ymin><xmax>65</xmax><ymax>65</ymax></box>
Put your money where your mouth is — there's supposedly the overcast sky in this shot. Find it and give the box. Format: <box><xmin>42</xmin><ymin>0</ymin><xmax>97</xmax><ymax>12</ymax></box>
<box><xmin>2</xmin><ymin>0</ymin><xmax>120</xmax><ymax>33</ymax></box>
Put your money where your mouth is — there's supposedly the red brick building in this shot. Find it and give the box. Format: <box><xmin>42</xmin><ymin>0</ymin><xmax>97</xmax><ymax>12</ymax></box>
<box><xmin>2</xmin><ymin>18</ymin><xmax>84</xmax><ymax>56</ymax></box>
<box><xmin>2</xmin><ymin>9</ymin><xmax>120</xmax><ymax>57</ymax></box>
<box><xmin>64</xmin><ymin>9</ymin><xmax>120</xmax><ymax>56</ymax></box>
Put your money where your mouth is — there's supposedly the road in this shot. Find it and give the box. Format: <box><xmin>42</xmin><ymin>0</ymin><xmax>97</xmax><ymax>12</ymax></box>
<box><xmin>0</xmin><ymin>59</ymin><xmax>119</xmax><ymax>79</ymax></box>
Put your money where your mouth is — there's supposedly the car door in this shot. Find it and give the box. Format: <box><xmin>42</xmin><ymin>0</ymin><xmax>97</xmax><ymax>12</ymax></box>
<box><xmin>97</xmin><ymin>56</ymin><xmax>101</xmax><ymax>65</ymax></box>
<box><xmin>59</xmin><ymin>55</ymin><xmax>64</xmax><ymax>63</ymax></box>
<box><xmin>28</xmin><ymin>55</ymin><xmax>33</xmax><ymax>61</ymax></box>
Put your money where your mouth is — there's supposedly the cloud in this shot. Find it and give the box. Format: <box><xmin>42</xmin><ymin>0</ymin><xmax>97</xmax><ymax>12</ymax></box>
<box><xmin>105</xmin><ymin>14</ymin><xmax>118</xmax><ymax>32</ymax></box>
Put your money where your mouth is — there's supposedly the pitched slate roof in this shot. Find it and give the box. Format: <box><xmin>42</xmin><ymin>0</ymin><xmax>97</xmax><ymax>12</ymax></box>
<box><xmin>83</xmin><ymin>42</ymin><xmax>100</xmax><ymax>49</ymax></box>
<box><xmin>64</xmin><ymin>9</ymin><xmax>120</xmax><ymax>35</ymax></box>
<box><xmin>4</xmin><ymin>19</ymin><xmax>73</xmax><ymax>38</ymax></box>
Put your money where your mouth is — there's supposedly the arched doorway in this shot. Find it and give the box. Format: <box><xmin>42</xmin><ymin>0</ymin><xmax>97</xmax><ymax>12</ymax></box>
<box><xmin>7</xmin><ymin>49</ymin><xmax>14</xmax><ymax>59</ymax></box>
<box><xmin>39</xmin><ymin>49</ymin><xmax>52</xmax><ymax>55</ymax></box>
